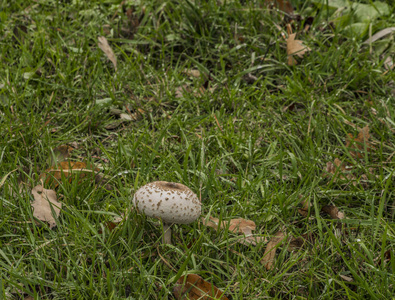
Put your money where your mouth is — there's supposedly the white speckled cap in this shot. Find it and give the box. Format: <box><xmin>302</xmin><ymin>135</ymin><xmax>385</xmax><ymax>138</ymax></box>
<box><xmin>133</xmin><ymin>181</ymin><xmax>201</xmax><ymax>224</ymax></box>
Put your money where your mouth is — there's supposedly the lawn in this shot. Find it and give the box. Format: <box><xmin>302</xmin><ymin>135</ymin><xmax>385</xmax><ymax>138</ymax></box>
<box><xmin>1</xmin><ymin>0</ymin><xmax>395</xmax><ymax>299</ymax></box>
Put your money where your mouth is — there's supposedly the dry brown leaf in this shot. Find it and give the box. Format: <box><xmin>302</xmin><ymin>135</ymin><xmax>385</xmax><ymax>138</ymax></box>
<box><xmin>175</xmin><ymin>85</ymin><xmax>189</xmax><ymax>98</ymax></box>
<box><xmin>41</xmin><ymin>161</ymin><xmax>99</xmax><ymax>189</ymax></box>
<box><xmin>345</xmin><ymin>125</ymin><xmax>373</xmax><ymax>159</ymax></box>
<box><xmin>261</xmin><ymin>231</ymin><xmax>285</xmax><ymax>270</ymax></box>
<box><xmin>275</xmin><ymin>0</ymin><xmax>294</xmax><ymax>15</ymax></box>
<box><xmin>324</xmin><ymin>158</ymin><xmax>357</xmax><ymax>184</ymax></box>
<box><xmin>243</xmin><ymin>73</ymin><xmax>258</xmax><ymax>84</ymax></box>
<box><xmin>100</xmin><ymin>214</ymin><xmax>125</xmax><ymax>233</ymax></box>
<box><xmin>286</xmin><ymin>25</ymin><xmax>310</xmax><ymax>66</ymax></box>
<box><xmin>173</xmin><ymin>274</ymin><xmax>229</xmax><ymax>300</ymax></box>
<box><xmin>202</xmin><ymin>217</ymin><xmax>255</xmax><ymax>235</ymax></box>
<box><xmin>287</xmin><ymin>33</ymin><xmax>310</xmax><ymax>65</ymax></box>
<box><xmin>298</xmin><ymin>198</ymin><xmax>311</xmax><ymax>217</ymax></box>
<box><xmin>265</xmin><ymin>0</ymin><xmax>294</xmax><ymax>15</ymax></box>
<box><xmin>322</xmin><ymin>205</ymin><xmax>345</xmax><ymax>219</ymax></box>
<box><xmin>183</xmin><ymin>69</ymin><xmax>202</xmax><ymax>78</ymax></box>
<box><xmin>228</xmin><ymin>218</ymin><xmax>256</xmax><ymax>235</ymax></box>
<box><xmin>98</xmin><ymin>36</ymin><xmax>117</xmax><ymax>71</ymax></box>
<box><xmin>119</xmin><ymin>113</ymin><xmax>133</xmax><ymax>121</ymax></box>
<box><xmin>340</xmin><ymin>274</ymin><xmax>354</xmax><ymax>282</ymax></box>
<box><xmin>376</xmin><ymin>249</ymin><xmax>392</xmax><ymax>266</ymax></box>
<box><xmin>237</xmin><ymin>235</ymin><xmax>268</xmax><ymax>247</ymax></box>
<box><xmin>31</xmin><ymin>185</ymin><xmax>61</xmax><ymax>229</ymax></box>
<box><xmin>202</xmin><ymin>217</ymin><xmax>266</xmax><ymax>246</ymax></box>
<box><xmin>49</xmin><ymin>145</ymin><xmax>74</xmax><ymax>166</ymax></box>
<box><xmin>288</xmin><ymin>236</ymin><xmax>306</xmax><ymax>251</ymax></box>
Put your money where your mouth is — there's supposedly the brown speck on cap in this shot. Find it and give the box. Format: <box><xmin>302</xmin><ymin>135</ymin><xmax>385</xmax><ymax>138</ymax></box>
<box><xmin>157</xmin><ymin>200</ymin><xmax>162</xmax><ymax>209</ymax></box>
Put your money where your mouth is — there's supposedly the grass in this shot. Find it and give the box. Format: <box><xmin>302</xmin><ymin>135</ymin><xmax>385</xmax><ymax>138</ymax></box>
<box><xmin>1</xmin><ymin>0</ymin><xmax>395</xmax><ymax>299</ymax></box>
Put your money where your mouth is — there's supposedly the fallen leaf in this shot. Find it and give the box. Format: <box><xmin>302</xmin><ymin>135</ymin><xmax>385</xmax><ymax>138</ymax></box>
<box><xmin>287</xmin><ymin>236</ymin><xmax>305</xmax><ymax>251</ymax></box>
<box><xmin>31</xmin><ymin>185</ymin><xmax>61</xmax><ymax>229</ymax></box>
<box><xmin>175</xmin><ymin>85</ymin><xmax>189</xmax><ymax>98</ymax></box>
<box><xmin>322</xmin><ymin>205</ymin><xmax>345</xmax><ymax>219</ymax></box>
<box><xmin>202</xmin><ymin>217</ymin><xmax>266</xmax><ymax>246</ymax></box>
<box><xmin>286</xmin><ymin>25</ymin><xmax>310</xmax><ymax>66</ymax></box>
<box><xmin>100</xmin><ymin>214</ymin><xmax>125</xmax><ymax>233</ymax></box>
<box><xmin>287</xmin><ymin>233</ymin><xmax>315</xmax><ymax>251</ymax></box>
<box><xmin>173</xmin><ymin>274</ymin><xmax>229</xmax><ymax>300</ymax></box>
<box><xmin>202</xmin><ymin>216</ymin><xmax>255</xmax><ymax>234</ymax></box>
<box><xmin>340</xmin><ymin>274</ymin><xmax>354</xmax><ymax>282</ymax></box>
<box><xmin>324</xmin><ymin>158</ymin><xmax>357</xmax><ymax>184</ymax></box>
<box><xmin>274</xmin><ymin>0</ymin><xmax>294</xmax><ymax>15</ymax></box>
<box><xmin>183</xmin><ymin>69</ymin><xmax>202</xmax><ymax>78</ymax></box>
<box><xmin>98</xmin><ymin>36</ymin><xmax>117</xmax><ymax>71</ymax></box>
<box><xmin>265</xmin><ymin>0</ymin><xmax>294</xmax><ymax>15</ymax></box>
<box><xmin>298</xmin><ymin>197</ymin><xmax>311</xmax><ymax>217</ymax></box>
<box><xmin>119</xmin><ymin>113</ymin><xmax>133</xmax><ymax>121</ymax></box>
<box><xmin>228</xmin><ymin>218</ymin><xmax>256</xmax><ymax>235</ymax></box>
<box><xmin>363</xmin><ymin>27</ymin><xmax>395</xmax><ymax>44</ymax></box>
<box><xmin>345</xmin><ymin>125</ymin><xmax>373</xmax><ymax>159</ymax></box>
<box><xmin>243</xmin><ymin>73</ymin><xmax>258</xmax><ymax>84</ymax></box>
<box><xmin>261</xmin><ymin>231</ymin><xmax>285</xmax><ymax>270</ymax></box>
<box><xmin>376</xmin><ymin>249</ymin><xmax>392</xmax><ymax>266</ymax></box>
<box><xmin>49</xmin><ymin>145</ymin><xmax>74</xmax><ymax>166</ymax></box>
<box><xmin>41</xmin><ymin>161</ymin><xmax>98</xmax><ymax>188</ymax></box>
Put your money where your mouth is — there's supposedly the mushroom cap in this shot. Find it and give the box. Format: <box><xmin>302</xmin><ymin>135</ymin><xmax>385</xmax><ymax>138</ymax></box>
<box><xmin>133</xmin><ymin>181</ymin><xmax>201</xmax><ymax>224</ymax></box>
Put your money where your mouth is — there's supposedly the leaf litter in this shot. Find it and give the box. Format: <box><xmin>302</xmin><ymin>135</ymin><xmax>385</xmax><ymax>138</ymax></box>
<box><xmin>286</xmin><ymin>24</ymin><xmax>310</xmax><ymax>66</ymax></box>
<box><xmin>323</xmin><ymin>125</ymin><xmax>376</xmax><ymax>186</ymax></box>
<box><xmin>31</xmin><ymin>185</ymin><xmax>61</xmax><ymax>229</ymax></box>
<box><xmin>41</xmin><ymin>161</ymin><xmax>93</xmax><ymax>188</ymax></box>
<box><xmin>202</xmin><ymin>216</ymin><xmax>267</xmax><ymax>246</ymax></box>
<box><xmin>345</xmin><ymin>125</ymin><xmax>373</xmax><ymax>159</ymax></box>
<box><xmin>48</xmin><ymin>144</ymin><xmax>74</xmax><ymax>166</ymax></box>
<box><xmin>98</xmin><ymin>36</ymin><xmax>117</xmax><ymax>71</ymax></box>
<box><xmin>322</xmin><ymin>205</ymin><xmax>345</xmax><ymax>219</ymax></box>
<box><xmin>261</xmin><ymin>231</ymin><xmax>286</xmax><ymax>270</ymax></box>
<box><xmin>173</xmin><ymin>274</ymin><xmax>229</xmax><ymax>300</ymax></box>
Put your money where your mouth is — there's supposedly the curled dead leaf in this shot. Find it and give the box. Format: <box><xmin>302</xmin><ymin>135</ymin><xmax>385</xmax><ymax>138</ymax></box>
<box><xmin>298</xmin><ymin>197</ymin><xmax>311</xmax><ymax>217</ymax></box>
<box><xmin>202</xmin><ymin>216</ymin><xmax>255</xmax><ymax>235</ymax></box>
<box><xmin>202</xmin><ymin>216</ymin><xmax>265</xmax><ymax>246</ymax></box>
<box><xmin>340</xmin><ymin>274</ymin><xmax>354</xmax><ymax>282</ymax></box>
<box><xmin>345</xmin><ymin>125</ymin><xmax>373</xmax><ymax>159</ymax></box>
<box><xmin>98</xmin><ymin>36</ymin><xmax>117</xmax><ymax>71</ymax></box>
<box><xmin>322</xmin><ymin>205</ymin><xmax>345</xmax><ymax>219</ymax></box>
<box><xmin>261</xmin><ymin>231</ymin><xmax>285</xmax><ymax>270</ymax></box>
<box><xmin>41</xmin><ymin>161</ymin><xmax>99</xmax><ymax>189</ymax></box>
<box><xmin>182</xmin><ymin>69</ymin><xmax>202</xmax><ymax>79</ymax></box>
<box><xmin>324</xmin><ymin>158</ymin><xmax>357</xmax><ymax>185</ymax></box>
<box><xmin>100</xmin><ymin>214</ymin><xmax>125</xmax><ymax>233</ymax></box>
<box><xmin>286</xmin><ymin>26</ymin><xmax>310</xmax><ymax>66</ymax></box>
<box><xmin>173</xmin><ymin>274</ymin><xmax>229</xmax><ymax>300</ymax></box>
<box><xmin>49</xmin><ymin>145</ymin><xmax>74</xmax><ymax>166</ymax></box>
<box><xmin>31</xmin><ymin>185</ymin><xmax>61</xmax><ymax>229</ymax></box>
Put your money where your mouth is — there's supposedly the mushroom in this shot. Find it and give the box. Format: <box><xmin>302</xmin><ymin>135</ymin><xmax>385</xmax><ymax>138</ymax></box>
<box><xmin>133</xmin><ymin>181</ymin><xmax>201</xmax><ymax>244</ymax></box>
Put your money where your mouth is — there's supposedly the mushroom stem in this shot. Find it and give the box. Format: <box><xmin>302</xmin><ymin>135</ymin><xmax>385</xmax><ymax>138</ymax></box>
<box><xmin>162</xmin><ymin>223</ymin><xmax>172</xmax><ymax>244</ymax></box>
